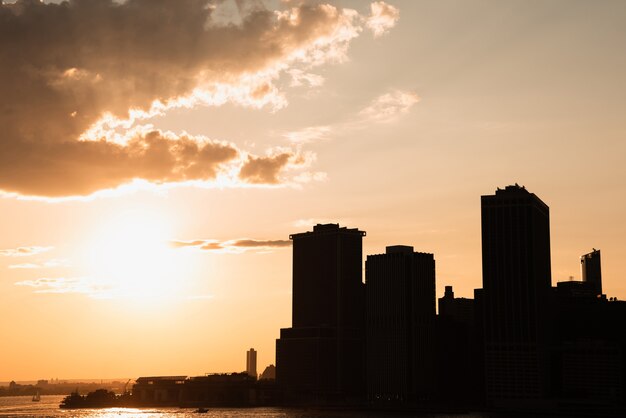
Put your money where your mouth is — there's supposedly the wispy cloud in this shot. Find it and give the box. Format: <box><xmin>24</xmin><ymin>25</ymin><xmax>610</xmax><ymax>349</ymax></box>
<box><xmin>8</xmin><ymin>259</ymin><xmax>68</xmax><ymax>269</ymax></box>
<box><xmin>288</xmin><ymin>69</ymin><xmax>325</xmax><ymax>88</ymax></box>
<box><xmin>170</xmin><ymin>238</ymin><xmax>291</xmax><ymax>254</ymax></box>
<box><xmin>14</xmin><ymin>277</ymin><xmax>113</xmax><ymax>299</ymax></box>
<box><xmin>359</xmin><ymin>90</ymin><xmax>420</xmax><ymax>123</ymax></box>
<box><xmin>283</xmin><ymin>126</ymin><xmax>332</xmax><ymax>144</ymax></box>
<box><xmin>0</xmin><ymin>246</ymin><xmax>53</xmax><ymax>257</ymax></box>
<box><xmin>284</xmin><ymin>89</ymin><xmax>419</xmax><ymax>143</ymax></box>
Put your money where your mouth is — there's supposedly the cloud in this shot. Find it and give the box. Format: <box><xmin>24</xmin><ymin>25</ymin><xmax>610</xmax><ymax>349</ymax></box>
<box><xmin>283</xmin><ymin>89</ymin><xmax>419</xmax><ymax>143</ymax></box>
<box><xmin>14</xmin><ymin>277</ymin><xmax>113</xmax><ymax>298</ymax></box>
<box><xmin>170</xmin><ymin>238</ymin><xmax>291</xmax><ymax>254</ymax></box>
<box><xmin>9</xmin><ymin>259</ymin><xmax>68</xmax><ymax>269</ymax></box>
<box><xmin>366</xmin><ymin>1</ymin><xmax>400</xmax><ymax>37</ymax></box>
<box><xmin>288</xmin><ymin>69</ymin><xmax>325</xmax><ymax>88</ymax></box>
<box><xmin>239</xmin><ymin>148</ymin><xmax>313</xmax><ymax>184</ymax></box>
<box><xmin>231</xmin><ymin>239</ymin><xmax>291</xmax><ymax>248</ymax></box>
<box><xmin>169</xmin><ymin>240</ymin><xmax>207</xmax><ymax>249</ymax></box>
<box><xmin>0</xmin><ymin>0</ymin><xmax>392</xmax><ymax>198</ymax></box>
<box><xmin>2</xmin><ymin>129</ymin><xmax>240</xmax><ymax>197</ymax></box>
<box><xmin>0</xmin><ymin>246</ymin><xmax>53</xmax><ymax>257</ymax></box>
<box><xmin>239</xmin><ymin>152</ymin><xmax>292</xmax><ymax>184</ymax></box>
<box><xmin>359</xmin><ymin>90</ymin><xmax>420</xmax><ymax>123</ymax></box>
<box><xmin>283</xmin><ymin>125</ymin><xmax>332</xmax><ymax>144</ymax></box>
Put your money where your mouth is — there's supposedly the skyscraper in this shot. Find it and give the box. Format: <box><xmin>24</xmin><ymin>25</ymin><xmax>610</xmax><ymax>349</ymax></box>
<box><xmin>481</xmin><ymin>185</ymin><xmax>552</xmax><ymax>404</ymax></box>
<box><xmin>581</xmin><ymin>249</ymin><xmax>602</xmax><ymax>296</ymax></box>
<box><xmin>365</xmin><ymin>245</ymin><xmax>436</xmax><ymax>403</ymax></box>
<box><xmin>246</xmin><ymin>348</ymin><xmax>257</xmax><ymax>379</ymax></box>
<box><xmin>276</xmin><ymin>223</ymin><xmax>366</xmax><ymax>401</ymax></box>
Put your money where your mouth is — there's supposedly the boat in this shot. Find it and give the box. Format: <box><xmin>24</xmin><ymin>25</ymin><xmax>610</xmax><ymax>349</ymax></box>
<box><xmin>195</xmin><ymin>407</ymin><xmax>209</xmax><ymax>413</ymax></box>
<box><xmin>32</xmin><ymin>391</ymin><xmax>41</xmax><ymax>402</ymax></box>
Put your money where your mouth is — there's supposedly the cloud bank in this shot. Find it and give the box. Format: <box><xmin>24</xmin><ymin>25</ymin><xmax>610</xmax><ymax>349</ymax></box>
<box><xmin>0</xmin><ymin>0</ymin><xmax>399</xmax><ymax>198</ymax></box>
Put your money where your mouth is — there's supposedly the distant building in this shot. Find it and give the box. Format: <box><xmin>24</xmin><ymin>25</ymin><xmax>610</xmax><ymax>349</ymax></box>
<box><xmin>581</xmin><ymin>249</ymin><xmax>602</xmax><ymax>296</ymax></box>
<box><xmin>259</xmin><ymin>365</ymin><xmax>276</xmax><ymax>380</ymax></box>
<box><xmin>246</xmin><ymin>348</ymin><xmax>257</xmax><ymax>379</ymax></box>
<box><xmin>552</xmin><ymin>250</ymin><xmax>626</xmax><ymax>407</ymax></box>
<box><xmin>133</xmin><ymin>376</ymin><xmax>187</xmax><ymax>405</ymax></box>
<box><xmin>481</xmin><ymin>185</ymin><xmax>553</xmax><ymax>405</ymax></box>
<box><xmin>438</xmin><ymin>285</ymin><xmax>474</xmax><ymax>325</ymax></box>
<box><xmin>435</xmin><ymin>285</ymin><xmax>484</xmax><ymax>406</ymax></box>
<box><xmin>132</xmin><ymin>374</ymin><xmax>264</xmax><ymax>407</ymax></box>
<box><xmin>365</xmin><ymin>245</ymin><xmax>436</xmax><ymax>403</ymax></box>
<box><xmin>276</xmin><ymin>223</ymin><xmax>366</xmax><ymax>402</ymax></box>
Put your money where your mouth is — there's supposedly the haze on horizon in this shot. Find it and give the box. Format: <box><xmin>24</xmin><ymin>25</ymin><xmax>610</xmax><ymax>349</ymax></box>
<box><xmin>1</xmin><ymin>0</ymin><xmax>625</xmax><ymax>381</ymax></box>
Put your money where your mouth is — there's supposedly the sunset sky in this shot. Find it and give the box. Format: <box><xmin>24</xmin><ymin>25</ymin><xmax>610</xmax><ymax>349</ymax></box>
<box><xmin>1</xmin><ymin>0</ymin><xmax>626</xmax><ymax>381</ymax></box>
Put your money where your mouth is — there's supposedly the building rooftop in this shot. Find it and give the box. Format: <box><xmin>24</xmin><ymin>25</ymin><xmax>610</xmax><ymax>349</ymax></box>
<box><xmin>290</xmin><ymin>223</ymin><xmax>366</xmax><ymax>240</ymax></box>
<box><xmin>482</xmin><ymin>184</ymin><xmax>549</xmax><ymax>211</ymax></box>
<box><xmin>386</xmin><ymin>245</ymin><xmax>414</xmax><ymax>254</ymax></box>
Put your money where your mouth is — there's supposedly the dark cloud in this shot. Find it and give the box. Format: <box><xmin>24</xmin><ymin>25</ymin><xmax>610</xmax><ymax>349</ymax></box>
<box><xmin>238</xmin><ymin>152</ymin><xmax>294</xmax><ymax>184</ymax></box>
<box><xmin>0</xmin><ymin>129</ymin><xmax>239</xmax><ymax>196</ymax></box>
<box><xmin>169</xmin><ymin>239</ymin><xmax>208</xmax><ymax>248</ymax></box>
<box><xmin>0</xmin><ymin>0</ymin><xmax>373</xmax><ymax>197</ymax></box>
<box><xmin>170</xmin><ymin>237</ymin><xmax>292</xmax><ymax>253</ymax></box>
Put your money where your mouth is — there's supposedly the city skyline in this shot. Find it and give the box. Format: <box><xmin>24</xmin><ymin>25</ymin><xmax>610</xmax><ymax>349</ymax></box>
<box><xmin>2</xmin><ymin>0</ymin><xmax>626</xmax><ymax>382</ymax></box>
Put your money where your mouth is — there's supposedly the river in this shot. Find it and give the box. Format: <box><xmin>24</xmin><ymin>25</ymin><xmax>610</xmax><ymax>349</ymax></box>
<box><xmin>0</xmin><ymin>396</ymin><xmax>490</xmax><ymax>418</ymax></box>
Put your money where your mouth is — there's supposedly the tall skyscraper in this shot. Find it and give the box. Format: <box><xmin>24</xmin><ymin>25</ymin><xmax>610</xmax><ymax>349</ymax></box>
<box><xmin>246</xmin><ymin>348</ymin><xmax>257</xmax><ymax>379</ymax></box>
<box><xmin>276</xmin><ymin>223</ymin><xmax>366</xmax><ymax>401</ymax></box>
<box><xmin>481</xmin><ymin>185</ymin><xmax>552</xmax><ymax>404</ymax></box>
<box><xmin>581</xmin><ymin>249</ymin><xmax>602</xmax><ymax>296</ymax></box>
<box><xmin>365</xmin><ymin>245</ymin><xmax>436</xmax><ymax>403</ymax></box>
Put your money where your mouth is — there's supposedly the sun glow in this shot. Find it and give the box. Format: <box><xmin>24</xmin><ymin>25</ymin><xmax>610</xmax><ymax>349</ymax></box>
<box><xmin>82</xmin><ymin>209</ymin><xmax>187</xmax><ymax>303</ymax></box>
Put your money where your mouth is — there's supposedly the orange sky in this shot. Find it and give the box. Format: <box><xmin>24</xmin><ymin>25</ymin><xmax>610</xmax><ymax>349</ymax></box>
<box><xmin>1</xmin><ymin>0</ymin><xmax>626</xmax><ymax>381</ymax></box>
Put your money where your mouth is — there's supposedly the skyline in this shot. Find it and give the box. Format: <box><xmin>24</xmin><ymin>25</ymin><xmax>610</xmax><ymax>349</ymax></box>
<box><xmin>2</xmin><ymin>0</ymin><xmax>626</xmax><ymax>381</ymax></box>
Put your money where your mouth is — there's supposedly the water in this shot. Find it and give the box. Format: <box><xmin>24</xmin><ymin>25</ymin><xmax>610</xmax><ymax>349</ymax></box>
<box><xmin>0</xmin><ymin>396</ymin><xmax>488</xmax><ymax>418</ymax></box>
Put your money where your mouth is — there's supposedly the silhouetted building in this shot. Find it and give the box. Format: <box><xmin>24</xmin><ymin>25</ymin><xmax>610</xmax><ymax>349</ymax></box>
<box><xmin>555</xmin><ymin>280</ymin><xmax>597</xmax><ymax>300</ymax></box>
<box><xmin>438</xmin><ymin>285</ymin><xmax>474</xmax><ymax>325</ymax></box>
<box><xmin>581</xmin><ymin>249</ymin><xmax>602</xmax><ymax>297</ymax></box>
<box><xmin>435</xmin><ymin>285</ymin><xmax>481</xmax><ymax>406</ymax></box>
<box><xmin>259</xmin><ymin>364</ymin><xmax>276</xmax><ymax>381</ymax></box>
<box><xmin>184</xmin><ymin>373</ymin><xmax>257</xmax><ymax>407</ymax></box>
<box><xmin>365</xmin><ymin>245</ymin><xmax>436</xmax><ymax>403</ymax></box>
<box><xmin>133</xmin><ymin>376</ymin><xmax>187</xmax><ymax>406</ymax></box>
<box><xmin>276</xmin><ymin>223</ymin><xmax>366</xmax><ymax>403</ymax></box>
<box><xmin>481</xmin><ymin>185</ymin><xmax>553</xmax><ymax>405</ymax></box>
<box><xmin>552</xmin><ymin>255</ymin><xmax>626</xmax><ymax>409</ymax></box>
<box><xmin>246</xmin><ymin>348</ymin><xmax>257</xmax><ymax>379</ymax></box>
<box><xmin>133</xmin><ymin>374</ymin><xmax>266</xmax><ymax>407</ymax></box>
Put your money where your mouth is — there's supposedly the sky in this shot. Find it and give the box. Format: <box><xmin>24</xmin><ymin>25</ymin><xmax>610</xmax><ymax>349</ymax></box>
<box><xmin>1</xmin><ymin>0</ymin><xmax>626</xmax><ymax>381</ymax></box>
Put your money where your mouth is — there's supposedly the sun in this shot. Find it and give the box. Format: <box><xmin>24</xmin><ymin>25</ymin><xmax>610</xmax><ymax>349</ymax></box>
<box><xmin>83</xmin><ymin>208</ymin><xmax>186</xmax><ymax>302</ymax></box>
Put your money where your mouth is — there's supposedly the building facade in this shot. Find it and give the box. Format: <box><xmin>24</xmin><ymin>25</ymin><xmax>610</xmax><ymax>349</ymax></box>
<box><xmin>246</xmin><ymin>348</ymin><xmax>257</xmax><ymax>378</ymax></box>
<box><xmin>481</xmin><ymin>185</ymin><xmax>553</xmax><ymax>404</ymax></box>
<box><xmin>276</xmin><ymin>223</ymin><xmax>366</xmax><ymax>402</ymax></box>
<box><xmin>581</xmin><ymin>249</ymin><xmax>602</xmax><ymax>297</ymax></box>
<box><xmin>365</xmin><ymin>245</ymin><xmax>436</xmax><ymax>403</ymax></box>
